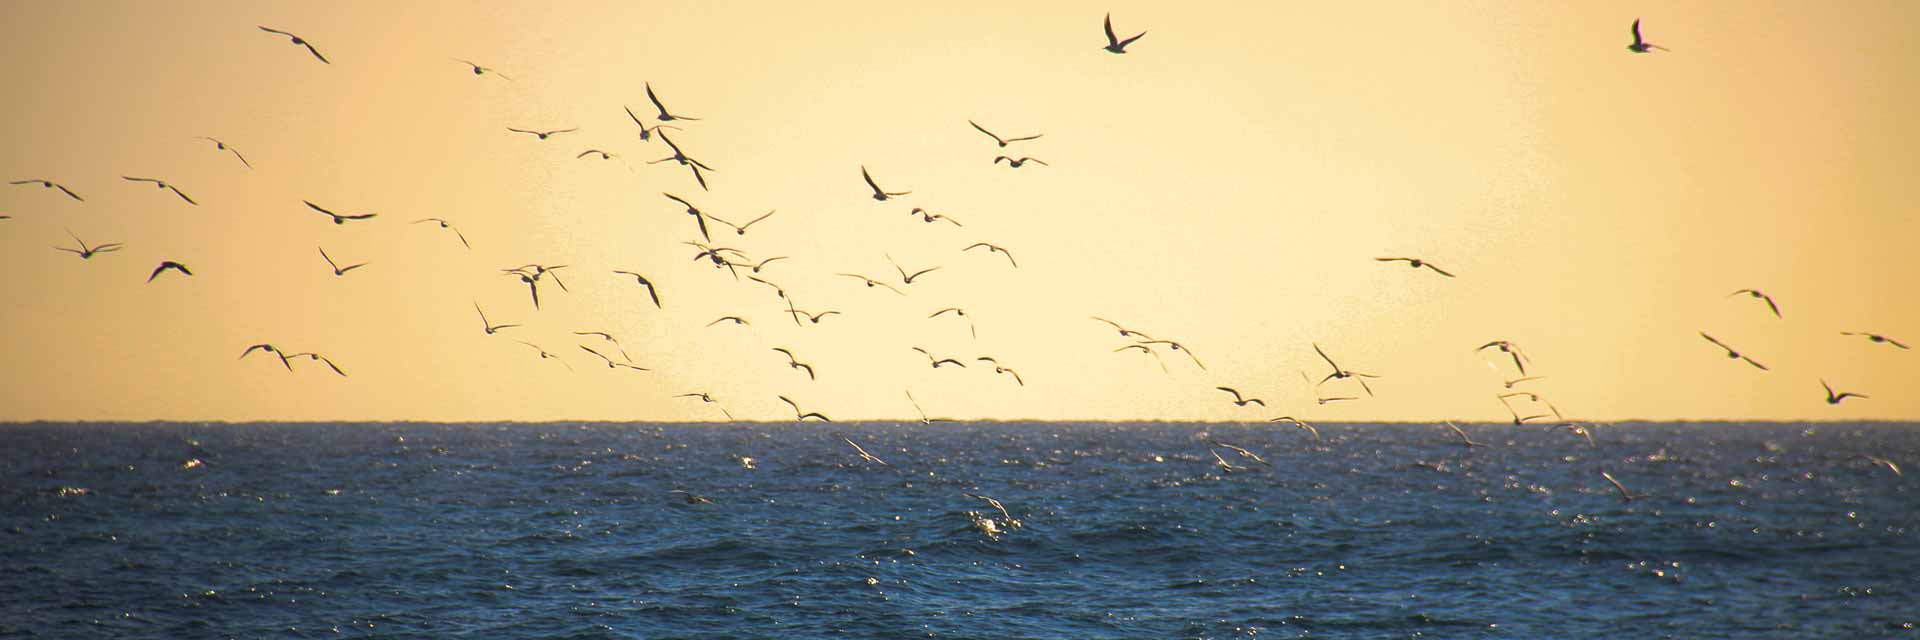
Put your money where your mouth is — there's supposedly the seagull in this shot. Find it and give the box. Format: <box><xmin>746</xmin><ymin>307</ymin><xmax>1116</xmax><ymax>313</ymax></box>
<box><xmin>708</xmin><ymin>210</ymin><xmax>776</xmax><ymax>236</ymax></box>
<box><xmin>1092</xmin><ymin>317</ymin><xmax>1153</xmax><ymax>340</ymax></box>
<box><xmin>1210</xmin><ymin>448</ymin><xmax>1248</xmax><ymax>474</ymax></box>
<box><xmin>1728</xmin><ymin>289</ymin><xmax>1781</xmax><ymax>318</ymax></box>
<box><xmin>779</xmin><ymin>396</ymin><xmax>830</xmax><ymax>422</ymax></box>
<box><xmin>240</xmin><ymin>343</ymin><xmax>293</xmax><ymax>371</ymax></box>
<box><xmin>861</xmin><ymin>165</ymin><xmax>909</xmax><ymax>201</ymax></box>
<box><xmin>611</xmin><ymin>271</ymin><xmax>662</xmax><ymax>308</ymax></box>
<box><xmin>662</xmin><ymin>193</ymin><xmax>713</xmax><ymax>241</ymax></box>
<box><xmin>905</xmin><ymin>390</ymin><xmax>953</xmax><ymax>424</ymax></box>
<box><xmin>975</xmin><ymin>357</ymin><xmax>1025</xmax><ymax>386</ymax></box>
<box><xmin>579</xmin><ymin>345</ymin><xmax>648</xmax><ymax>371</ymax></box>
<box><xmin>318</xmin><ymin>247</ymin><xmax>366</xmax><ymax>276</ymax></box>
<box><xmin>650</xmin><ymin>131</ymin><xmax>712</xmax><ymax>190</ymax></box>
<box><xmin>11</xmin><ymin>179</ymin><xmax>84</xmax><ymax>201</ymax></box>
<box><xmin>412</xmin><ymin>218</ymin><xmax>470</xmax><ymax>249</ymax></box>
<box><xmin>195</xmin><ymin>137</ymin><xmax>252</xmax><ymax>168</ymax></box>
<box><xmin>1313</xmin><ymin>343</ymin><xmax>1377</xmax><ymax>394</ymax></box>
<box><xmin>888</xmin><ymin>255</ymin><xmax>942</xmax><ymax>285</ymax></box>
<box><xmin>1853</xmin><ymin>454</ymin><xmax>1902</xmax><ymax>477</ymax></box>
<box><xmin>1627</xmin><ymin>19</ymin><xmax>1669</xmax><ymax>54</ymax></box>
<box><xmin>1375</xmin><ymin>257</ymin><xmax>1454</xmax><ymax>277</ymax></box>
<box><xmin>1561</xmin><ymin>422</ymin><xmax>1598</xmax><ymax>448</ymax></box>
<box><xmin>1477</xmin><ymin>341</ymin><xmax>1530</xmax><ymax>375</ymax></box>
<box><xmin>1443</xmin><ymin>421</ymin><xmax>1485</xmax><ymax>448</ymax></box>
<box><xmin>623</xmin><ymin>105</ymin><xmax>683</xmax><ymax>140</ymax></box>
<box><xmin>576</xmin><ymin>149</ymin><xmax>617</xmax><ymax>160</ymax></box>
<box><xmin>968</xmin><ymin>121</ymin><xmax>1043</xmax><ymax>147</ymax></box>
<box><xmin>515</xmin><ymin>340</ymin><xmax>573</xmax><ymax>371</ymax></box>
<box><xmin>1101</xmin><ymin>13</ymin><xmax>1146</xmax><ymax>54</ymax></box>
<box><xmin>285</xmin><ymin>352</ymin><xmax>346</xmax><ymax>377</ymax></box>
<box><xmin>1821</xmin><ymin>379</ymin><xmax>1868</xmax><ymax>405</ymax></box>
<box><xmin>54</xmin><ymin>231</ymin><xmax>122</xmax><ymax>260</ymax></box>
<box><xmin>474</xmin><ymin>303</ymin><xmax>518</xmax><ymax>335</ymax></box>
<box><xmin>962</xmin><ymin>493</ymin><xmax>1021</xmax><ymax>527</ymax></box>
<box><xmin>146</xmin><ymin>261</ymin><xmax>192</xmax><ymax>282</ymax></box>
<box><xmin>1208</xmin><ymin>440</ymin><xmax>1271</xmax><ymax>467</ymax></box>
<box><xmin>121</xmin><ymin>177</ymin><xmax>197</xmax><ymax>205</ymax></box>
<box><xmin>453</xmin><ymin>58</ymin><xmax>510</xmax><ymax>79</ymax></box>
<box><xmin>785</xmin><ymin>302</ymin><xmax>841</xmax><ymax>326</ymax></box>
<box><xmin>304</xmin><ymin>200</ymin><xmax>375</xmax><ymax>225</ymax></box>
<box><xmin>682</xmin><ymin>242</ymin><xmax>744</xmax><ymax>278</ymax></box>
<box><xmin>1504</xmin><ymin>375</ymin><xmax>1547</xmax><ymax>389</ymax></box>
<box><xmin>773</xmin><ymin>348</ymin><xmax>816</xmax><ymax>380</ymax></box>
<box><xmin>748</xmin><ymin>275</ymin><xmax>787</xmax><ymax>299</ymax></box>
<box><xmin>1841</xmin><ymin>332</ymin><xmax>1908</xmax><ymax>350</ymax></box>
<box><xmin>1216</xmin><ymin>387</ymin><xmax>1265</xmax><ymax>407</ymax></box>
<box><xmin>930</xmin><ymin>308</ymin><xmax>976</xmax><ymax>339</ymax></box>
<box><xmin>1498</xmin><ymin>395</ymin><xmax>1553</xmax><ymax>425</ymax></box>
<box><xmin>709</xmin><ymin>316</ymin><xmax>751</xmax><ymax>327</ymax></box>
<box><xmin>258</xmin><ymin>26</ymin><xmax>328</xmax><ymax>63</ymax></box>
<box><xmin>668</xmin><ymin>490</ymin><xmax>714</xmax><ymax>505</ymax></box>
<box><xmin>504</xmin><ymin>270</ymin><xmax>541</xmax><ymax>309</ymax></box>
<box><xmin>1600</xmin><ymin>471</ymin><xmax>1637</xmax><ymax>502</ymax></box>
<box><xmin>993</xmin><ymin>156</ymin><xmax>1048</xmax><ymax>168</ymax></box>
<box><xmin>1699</xmin><ymin>332</ymin><xmax>1768</xmax><ymax>370</ymax></box>
<box><xmin>1138</xmin><ymin>339</ymin><xmax>1205</xmax><ymax>370</ymax></box>
<box><xmin>908</xmin><ymin>208</ymin><xmax>963</xmax><ymax>227</ymax></box>
<box><xmin>963</xmin><ymin>242</ymin><xmax>1018</xmax><ymax>268</ymax></box>
<box><xmin>674</xmin><ymin>392</ymin><xmax>735</xmax><ymax>421</ymax></box>
<box><xmin>1114</xmin><ymin>344</ymin><xmax>1168</xmax><ymax>373</ymax></box>
<box><xmin>842</xmin><ymin>436</ymin><xmax>887</xmax><ymax>465</ymax></box>
<box><xmin>507</xmin><ymin>127</ymin><xmax>577</xmax><ymax>140</ymax></box>
<box><xmin>747</xmin><ymin>256</ymin><xmax>788</xmax><ymax>274</ymax></box>
<box><xmin>645</xmin><ymin>82</ymin><xmax>700</xmax><ymax>122</ymax></box>
<box><xmin>913</xmin><ymin>347</ymin><xmax>967</xmax><ymax>369</ymax></box>
<box><xmin>1270</xmin><ymin>416</ymin><xmax>1322</xmax><ymax>441</ymax></box>
<box><xmin>838</xmin><ymin>273</ymin><xmax>904</xmax><ymax>295</ymax></box>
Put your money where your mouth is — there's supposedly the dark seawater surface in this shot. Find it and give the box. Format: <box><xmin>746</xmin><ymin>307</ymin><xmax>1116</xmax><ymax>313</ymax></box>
<box><xmin>2</xmin><ymin>421</ymin><xmax>1916</xmax><ymax>639</ymax></box>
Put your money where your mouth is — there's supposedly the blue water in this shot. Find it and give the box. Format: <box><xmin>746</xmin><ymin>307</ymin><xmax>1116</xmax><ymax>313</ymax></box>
<box><xmin>2</xmin><ymin>422</ymin><xmax>1915</xmax><ymax>639</ymax></box>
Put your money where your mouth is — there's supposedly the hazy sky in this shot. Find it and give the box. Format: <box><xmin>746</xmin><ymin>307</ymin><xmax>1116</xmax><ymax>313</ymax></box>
<box><xmin>2</xmin><ymin>1</ymin><xmax>1915</xmax><ymax>423</ymax></box>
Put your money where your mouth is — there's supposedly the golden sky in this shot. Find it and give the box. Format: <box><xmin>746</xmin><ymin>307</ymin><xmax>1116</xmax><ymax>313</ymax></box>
<box><xmin>2</xmin><ymin>1</ymin><xmax>1915</xmax><ymax>423</ymax></box>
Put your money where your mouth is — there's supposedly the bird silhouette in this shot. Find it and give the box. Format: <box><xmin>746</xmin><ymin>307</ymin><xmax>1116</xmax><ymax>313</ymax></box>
<box><xmin>146</xmin><ymin>261</ymin><xmax>192</xmax><ymax>282</ymax></box>
<box><xmin>121</xmin><ymin>177</ymin><xmax>196</xmax><ymax>205</ymax></box>
<box><xmin>1627</xmin><ymin>19</ymin><xmax>1669</xmax><ymax>53</ymax></box>
<box><xmin>258</xmin><ymin>26</ymin><xmax>328</xmax><ymax>63</ymax></box>
<box><xmin>10</xmin><ymin>179</ymin><xmax>83</xmax><ymax>201</ymax></box>
<box><xmin>1102</xmin><ymin>13</ymin><xmax>1146</xmax><ymax>53</ymax></box>
<box><xmin>968</xmin><ymin>120</ymin><xmax>1044</xmax><ymax>147</ymax></box>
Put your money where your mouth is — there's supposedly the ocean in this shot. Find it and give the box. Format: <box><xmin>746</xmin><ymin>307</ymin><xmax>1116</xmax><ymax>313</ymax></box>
<box><xmin>2</xmin><ymin>421</ymin><xmax>1915</xmax><ymax>639</ymax></box>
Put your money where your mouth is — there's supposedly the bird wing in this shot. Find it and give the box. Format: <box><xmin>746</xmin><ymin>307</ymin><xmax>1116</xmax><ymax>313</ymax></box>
<box><xmin>168</xmin><ymin>185</ymin><xmax>196</xmax><ymax>204</ymax></box>
<box><xmin>1005</xmin><ymin>134</ymin><xmax>1044</xmax><ymax>143</ymax></box>
<box><xmin>643</xmin><ymin>281</ymin><xmax>661</xmax><ymax>308</ymax></box>
<box><xmin>1118</xmin><ymin>31</ymin><xmax>1146</xmax><ymax>47</ymax></box>
<box><xmin>1216</xmin><ymin>387</ymin><xmax>1242</xmax><ymax>402</ymax></box>
<box><xmin>302</xmin><ymin>41</ymin><xmax>329</xmax><ymax>64</ymax></box>
<box><xmin>1742</xmin><ymin>356</ymin><xmax>1768</xmax><ymax>371</ymax></box>
<box><xmin>1423</xmin><ymin>263</ymin><xmax>1455</xmax><ymax>277</ymax></box>
<box><xmin>1699</xmin><ymin>332</ymin><xmax>1731</xmax><ymax>352</ymax></box>
<box><xmin>258</xmin><ymin>25</ymin><xmax>292</xmax><ymax>37</ymax></box>
<box><xmin>340</xmin><ymin>213</ymin><xmax>376</xmax><ymax>220</ymax></box>
<box><xmin>969</xmin><ymin>120</ymin><xmax>1003</xmax><ymax>144</ymax></box>
<box><xmin>862</xmin><ymin>166</ymin><xmax>883</xmax><ymax>194</ymax></box>
<box><xmin>146</xmin><ymin>264</ymin><xmax>166</xmax><ymax>282</ymax></box>
<box><xmin>907</xmin><ymin>266</ymin><xmax>941</xmax><ymax>281</ymax></box>
<box><xmin>303</xmin><ymin>200</ymin><xmax>337</xmax><ymax>216</ymax></box>
<box><xmin>1103</xmin><ymin>13</ymin><xmax>1119</xmax><ymax>46</ymax></box>
<box><xmin>317</xmin><ymin>247</ymin><xmax>338</xmax><ymax>270</ymax></box>
<box><xmin>645</xmin><ymin>82</ymin><xmax>670</xmax><ymax>118</ymax></box>
<box><xmin>1631</xmin><ymin>19</ymin><xmax>1644</xmax><ymax>46</ymax></box>
<box><xmin>55</xmin><ymin>184</ymin><xmax>84</xmax><ymax>201</ymax></box>
<box><xmin>1762</xmin><ymin>295</ymin><xmax>1781</xmax><ymax>318</ymax></box>
<box><xmin>1313</xmin><ymin>343</ymin><xmax>1339</xmax><ymax>370</ymax></box>
<box><xmin>741</xmin><ymin>210</ymin><xmax>776</xmax><ymax>227</ymax></box>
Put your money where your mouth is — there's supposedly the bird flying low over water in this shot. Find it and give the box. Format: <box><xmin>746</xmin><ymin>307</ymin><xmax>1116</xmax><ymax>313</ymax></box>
<box><xmin>611</xmin><ymin>271</ymin><xmax>662</xmax><ymax>308</ymax></box>
<box><xmin>1841</xmin><ymin>332</ymin><xmax>1907</xmax><ymax>350</ymax></box>
<box><xmin>413</xmin><ymin>218</ymin><xmax>469</xmax><ymax>249</ymax></box>
<box><xmin>963</xmin><ymin>242</ymin><xmax>1018</xmax><ymax>268</ymax></box>
<box><xmin>1821</xmin><ymin>379</ymin><xmax>1868</xmax><ymax>405</ymax></box>
<box><xmin>1729</xmin><ymin>289</ymin><xmax>1781</xmax><ymax>318</ymax></box>
<box><xmin>969</xmin><ymin>120</ymin><xmax>1043</xmax><ymax>147</ymax></box>
<box><xmin>508</xmin><ymin>126</ymin><xmax>577</xmax><ymax>140</ymax></box>
<box><xmin>1854</xmin><ymin>455</ymin><xmax>1901</xmax><ymax>477</ymax></box>
<box><xmin>1601</xmin><ymin>471</ymin><xmax>1637</xmax><ymax>502</ymax></box>
<box><xmin>1699</xmin><ymin>332</ymin><xmax>1768</xmax><ymax>370</ymax></box>
<box><xmin>1102</xmin><ymin>13</ymin><xmax>1146</xmax><ymax>54</ymax></box>
<box><xmin>258</xmin><ymin>26</ymin><xmax>328</xmax><ymax>63</ymax></box>
<box><xmin>195</xmin><ymin>137</ymin><xmax>252</xmax><ymax>168</ymax></box>
<box><xmin>121</xmin><ymin>177</ymin><xmax>197</xmax><ymax>205</ymax></box>
<box><xmin>779</xmin><ymin>396</ymin><xmax>830</xmax><ymax>422</ymax></box>
<box><xmin>842</xmin><ymin>436</ymin><xmax>887</xmax><ymax>465</ymax></box>
<box><xmin>1376</xmin><ymin>257</ymin><xmax>1454</xmax><ymax>277</ymax></box>
<box><xmin>1443</xmin><ymin>421</ymin><xmax>1485</xmax><ymax>448</ymax></box>
<box><xmin>1627</xmin><ymin>19</ymin><xmax>1669</xmax><ymax>53</ymax></box>
<box><xmin>10</xmin><ymin>179</ymin><xmax>83</xmax><ymax>201</ymax></box>
<box><xmin>862</xmin><ymin>166</ymin><xmax>909</xmax><ymax>201</ymax></box>
<box><xmin>318</xmin><ymin>247</ymin><xmax>366</xmax><ymax>276</ymax></box>
<box><xmin>579</xmin><ymin>345</ymin><xmax>648</xmax><ymax>371</ymax></box>
<box><xmin>993</xmin><ymin>156</ymin><xmax>1048</xmax><ymax>168</ymax></box>
<box><xmin>147</xmin><ymin>261</ymin><xmax>192</xmax><ymax>282</ymax></box>
<box><xmin>1216</xmin><ymin>387</ymin><xmax>1265</xmax><ymax>407</ymax></box>
<box><xmin>54</xmin><ymin>231</ymin><xmax>122</xmax><ymax>260</ymax></box>
<box><xmin>1210</xmin><ymin>449</ymin><xmax>1249</xmax><ymax>474</ymax></box>
<box><xmin>453</xmin><ymin>58</ymin><xmax>510</xmax><ymax>79</ymax></box>
<box><xmin>305</xmin><ymin>200</ymin><xmax>375</xmax><ymax>225</ymax></box>
<box><xmin>1270</xmin><ymin>416</ymin><xmax>1321</xmax><ymax>441</ymax></box>
<box><xmin>645</xmin><ymin>82</ymin><xmax>700</xmax><ymax>122</ymax></box>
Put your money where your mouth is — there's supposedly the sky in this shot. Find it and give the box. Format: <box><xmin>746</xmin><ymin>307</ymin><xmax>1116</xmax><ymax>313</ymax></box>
<box><xmin>1</xmin><ymin>1</ymin><xmax>1915</xmax><ymax>423</ymax></box>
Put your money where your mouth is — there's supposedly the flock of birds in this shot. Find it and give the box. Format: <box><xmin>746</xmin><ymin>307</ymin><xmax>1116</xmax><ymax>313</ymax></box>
<box><xmin>4</xmin><ymin>15</ymin><xmax>1908</xmax><ymax>521</ymax></box>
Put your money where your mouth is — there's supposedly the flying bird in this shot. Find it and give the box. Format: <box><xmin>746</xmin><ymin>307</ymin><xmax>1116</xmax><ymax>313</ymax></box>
<box><xmin>838</xmin><ymin>273</ymin><xmax>904</xmax><ymax>295</ymax></box>
<box><xmin>963</xmin><ymin>242</ymin><xmax>1018</xmax><ymax>268</ymax></box>
<box><xmin>1600</xmin><ymin>471</ymin><xmax>1637</xmax><ymax>502</ymax></box>
<box><xmin>121</xmin><ymin>177</ymin><xmax>196</xmax><ymax>205</ymax></box>
<box><xmin>515</xmin><ymin>340</ymin><xmax>573</xmax><ymax>371</ymax></box>
<box><xmin>905</xmin><ymin>390</ymin><xmax>953</xmax><ymax>424</ymax></box>
<box><xmin>668</xmin><ymin>490</ymin><xmax>714</xmax><ymax>505</ymax></box>
<box><xmin>285</xmin><ymin>352</ymin><xmax>346</xmax><ymax>377</ymax></box>
<box><xmin>650</xmin><ymin>131</ymin><xmax>713</xmax><ymax>190</ymax></box>
<box><xmin>1699</xmin><ymin>332</ymin><xmax>1768</xmax><ymax>370</ymax></box>
<box><xmin>842</xmin><ymin>437</ymin><xmax>887</xmax><ymax>465</ymax></box>
<box><xmin>909</xmin><ymin>208</ymin><xmax>963</xmax><ymax>227</ymax></box>
<box><xmin>975</xmin><ymin>357</ymin><xmax>1025</xmax><ymax>386</ymax></box>
<box><xmin>11</xmin><ymin>179</ymin><xmax>83</xmax><ymax>201</ymax></box>
<box><xmin>1138</xmin><ymin>339</ymin><xmax>1205</xmax><ymax>370</ymax></box>
<box><xmin>1627</xmin><ymin>19</ymin><xmax>1669</xmax><ymax>53</ymax></box>
<box><xmin>53</xmin><ymin>231</ymin><xmax>122</xmax><ymax>260</ymax></box>
<box><xmin>1114</xmin><ymin>344</ymin><xmax>1168</xmax><ymax>373</ymax></box>
<box><xmin>1102</xmin><ymin>13</ymin><xmax>1146</xmax><ymax>54</ymax></box>
<box><xmin>1443</xmin><ymin>421</ymin><xmax>1485</xmax><ymax>448</ymax></box>
<box><xmin>912</xmin><ymin>347</ymin><xmax>967</xmax><ymax>369</ymax></box>
<box><xmin>195</xmin><ymin>137</ymin><xmax>252</xmax><ymax>168</ymax></box>
<box><xmin>576</xmin><ymin>149</ymin><xmax>617</xmax><ymax>160</ymax></box>
<box><xmin>1477</xmin><ymin>341</ymin><xmax>1530</xmax><ymax>375</ymax></box>
<box><xmin>474</xmin><ymin>303</ymin><xmax>518</xmax><ymax>335</ymax></box>
<box><xmin>1821</xmin><ymin>379</ymin><xmax>1868</xmax><ymax>405</ymax></box>
<box><xmin>662</xmin><ymin>193</ymin><xmax>713</xmax><ymax>241</ymax></box>
<box><xmin>240</xmin><ymin>343</ymin><xmax>293</xmax><ymax>371</ymax></box>
<box><xmin>1376</xmin><ymin>257</ymin><xmax>1454</xmax><ymax>277</ymax></box>
<box><xmin>1209</xmin><ymin>449</ymin><xmax>1248</xmax><ymax>474</ymax></box>
<box><xmin>1504</xmin><ymin>375</ymin><xmax>1547</xmax><ymax>389</ymax></box>
<box><xmin>579</xmin><ymin>345</ymin><xmax>649</xmax><ymax>371</ymax></box>
<box><xmin>1313</xmin><ymin>343</ymin><xmax>1377</xmax><ymax>394</ymax></box>
<box><xmin>674</xmin><ymin>392</ymin><xmax>734</xmax><ymax>421</ymax></box>
<box><xmin>1092</xmin><ymin>317</ymin><xmax>1153</xmax><ymax>340</ymax></box>
<box><xmin>1853</xmin><ymin>454</ymin><xmax>1902</xmax><ymax>477</ymax></box>
<box><xmin>778</xmin><ymin>396</ymin><xmax>830</xmax><ymax>422</ymax></box>
<box><xmin>748</xmin><ymin>275</ymin><xmax>787</xmax><ymax>299</ymax></box>
<box><xmin>258</xmin><ymin>26</ymin><xmax>328</xmax><ymax>63</ymax></box>
<box><xmin>644</xmin><ymin>82</ymin><xmax>700</xmax><ymax>122</ymax></box>
<box><xmin>507</xmin><ymin>127</ymin><xmax>577</xmax><ymax>140</ymax></box>
<box><xmin>1841</xmin><ymin>332</ymin><xmax>1907</xmax><ymax>350</ymax></box>
<box><xmin>888</xmin><ymin>255</ymin><xmax>942</xmax><ymax>285</ymax></box>
<box><xmin>611</xmin><ymin>271</ymin><xmax>662</xmax><ymax>308</ymax></box>
<box><xmin>505</xmin><ymin>270</ymin><xmax>542</xmax><ymax>309</ymax></box>
<box><xmin>968</xmin><ymin>120</ymin><xmax>1043</xmax><ymax>148</ymax></box>
<box><xmin>708</xmin><ymin>316</ymin><xmax>750</xmax><ymax>327</ymax></box>
<box><xmin>708</xmin><ymin>209</ymin><xmax>776</xmax><ymax>236</ymax></box>
<box><xmin>1728</xmin><ymin>289</ymin><xmax>1781</xmax><ymax>318</ymax></box>
<box><xmin>861</xmin><ymin>165</ymin><xmax>909</xmax><ymax>201</ymax></box>
<box><xmin>785</xmin><ymin>301</ymin><xmax>841</xmax><ymax>326</ymax></box>
<box><xmin>748</xmin><ymin>256</ymin><xmax>788</xmax><ymax>274</ymax></box>
<box><xmin>623</xmin><ymin>105</ymin><xmax>683</xmax><ymax>141</ymax></box>
<box><xmin>993</xmin><ymin>156</ymin><xmax>1048</xmax><ymax>168</ymax></box>
<box><xmin>1208</xmin><ymin>440</ymin><xmax>1270</xmax><ymax>467</ymax></box>
<box><xmin>317</xmin><ymin>247</ymin><xmax>366</xmax><ymax>276</ymax></box>
<box><xmin>930</xmin><ymin>307</ymin><xmax>976</xmax><ymax>339</ymax></box>
<box><xmin>773</xmin><ymin>347</ymin><xmax>816</xmax><ymax>380</ymax></box>
<box><xmin>1216</xmin><ymin>387</ymin><xmax>1265</xmax><ymax>407</ymax></box>
<box><xmin>412</xmin><ymin>218</ymin><xmax>470</xmax><ymax>249</ymax></box>
<box><xmin>304</xmin><ymin>200</ymin><xmax>375</xmax><ymax>224</ymax></box>
<box><xmin>453</xmin><ymin>58</ymin><xmax>510</xmax><ymax>79</ymax></box>
<box><xmin>146</xmin><ymin>261</ymin><xmax>192</xmax><ymax>283</ymax></box>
